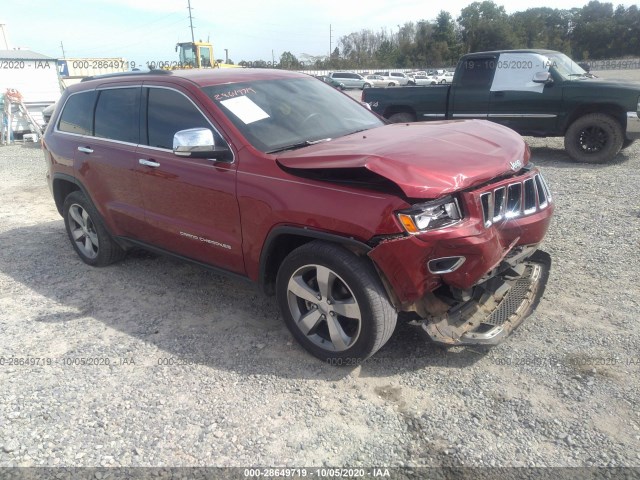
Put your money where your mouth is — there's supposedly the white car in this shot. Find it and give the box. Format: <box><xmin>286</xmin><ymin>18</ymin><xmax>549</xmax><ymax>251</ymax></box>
<box><xmin>435</xmin><ymin>71</ymin><xmax>454</xmax><ymax>84</ymax></box>
<box><xmin>374</xmin><ymin>71</ymin><xmax>410</xmax><ymax>86</ymax></box>
<box><xmin>408</xmin><ymin>74</ymin><xmax>437</xmax><ymax>86</ymax></box>
<box><xmin>364</xmin><ymin>74</ymin><xmax>395</xmax><ymax>87</ymax></box>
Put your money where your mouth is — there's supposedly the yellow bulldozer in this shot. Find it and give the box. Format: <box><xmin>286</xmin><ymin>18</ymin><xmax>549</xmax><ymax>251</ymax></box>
<box><xmin>176</xmin><ymin>41</ymin><xmax>239</xmax><ymax>69</ymax></box>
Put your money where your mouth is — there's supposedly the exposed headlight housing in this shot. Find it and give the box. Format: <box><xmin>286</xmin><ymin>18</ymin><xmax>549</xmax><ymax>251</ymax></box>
<box><xmin>396</xmin><ymin>196</ymin><xmax>462</xmax><ymax>234</ymax></box>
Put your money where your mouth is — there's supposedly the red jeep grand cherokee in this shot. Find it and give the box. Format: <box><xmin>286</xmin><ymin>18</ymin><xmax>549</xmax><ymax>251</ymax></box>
<box><xmin>42</xmin><ymin>68</ymin><xmax>553</xmax><ymax>362</ymax></box>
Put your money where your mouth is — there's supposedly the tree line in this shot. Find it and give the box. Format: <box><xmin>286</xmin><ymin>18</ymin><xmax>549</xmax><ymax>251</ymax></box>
<box><xmin>235</xmin><ymin>1</ymin><xmax>639</xmax><ymax>70</ymax></box>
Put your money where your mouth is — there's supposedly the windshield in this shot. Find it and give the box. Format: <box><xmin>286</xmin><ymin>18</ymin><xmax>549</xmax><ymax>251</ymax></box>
<box><xmin>203</xmin><ymin>77</ymin><xmax>384</xmax><ymax>153</ymax></box>
<box><xmin>179</xmin><ymin>44</ymin><xmax>197</xmax><ymax>66</ymax></box>
<box><xmin>546</xmin><ymin>52</ymin><xmax>587</xmax><ymax>80</ymax></box>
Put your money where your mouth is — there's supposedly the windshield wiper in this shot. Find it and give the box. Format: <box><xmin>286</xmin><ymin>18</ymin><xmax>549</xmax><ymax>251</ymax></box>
<box><xmin>267</xmin><ymin>138</ymin><xmax>331</xmax><ymax>154</ymax></box>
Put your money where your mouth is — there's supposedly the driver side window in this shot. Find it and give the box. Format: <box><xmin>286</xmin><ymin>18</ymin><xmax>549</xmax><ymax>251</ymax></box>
<box><xmin>145</xmin><ymin>87</ymin><xmax>225</xmax><ymax>150</ymax></box>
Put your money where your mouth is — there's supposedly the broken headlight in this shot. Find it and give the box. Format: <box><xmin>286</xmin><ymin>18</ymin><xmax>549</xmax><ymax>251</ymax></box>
<box><xmin>396</xmin><ymin>196</ymin><xmax>462</xmax><ymax>234</ymax></box>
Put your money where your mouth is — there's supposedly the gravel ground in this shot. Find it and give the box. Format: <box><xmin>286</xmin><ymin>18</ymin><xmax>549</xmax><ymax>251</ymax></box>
<box><xmin>1</xmin><ymin>74</ymin><xmax>640</xmax><ymax>471</ymax></box>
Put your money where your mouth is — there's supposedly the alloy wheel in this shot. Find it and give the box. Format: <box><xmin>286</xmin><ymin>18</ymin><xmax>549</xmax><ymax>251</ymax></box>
<box><xmin>286</xmin><ymin>264</ymin><xmax>361</xmax><ymax>351</ymax></box>
<box><xmin>68</xmin><ymin>204</ymin><xmax>99</xmax><ymax>259</ymax></box>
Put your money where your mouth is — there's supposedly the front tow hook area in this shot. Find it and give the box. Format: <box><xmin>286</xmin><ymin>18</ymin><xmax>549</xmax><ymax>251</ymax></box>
<box><xmin>422</xmin><ymin>250</ymin><xmax>551</xmax><ymax>346</ymax></box>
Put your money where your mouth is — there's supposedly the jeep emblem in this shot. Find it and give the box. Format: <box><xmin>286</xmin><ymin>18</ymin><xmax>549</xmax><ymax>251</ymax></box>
<box><xmin>510</xmin><ymin>159</ymin><xmax>523</xmax><ymax>171</ymax></box>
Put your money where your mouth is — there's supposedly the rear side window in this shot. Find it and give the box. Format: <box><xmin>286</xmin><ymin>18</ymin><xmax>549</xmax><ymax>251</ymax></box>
<box><xmin>58</xmin><ymin>91</ymin><xmax>97</xmax><ymax>135</ymax></box>
<box><xmin>146</xmin><ymin>88</ymin><xmax>214</xmax><ymax>149</ymax></box>
<box><xmin>94</xmin><ymin>88</ymin><xmax>140</xmax><ymax>144</ymax></box>
<box><xmin>459</xmin><ymin>58</ymin><xmax>497</xmax><ymax>87</ymax></box>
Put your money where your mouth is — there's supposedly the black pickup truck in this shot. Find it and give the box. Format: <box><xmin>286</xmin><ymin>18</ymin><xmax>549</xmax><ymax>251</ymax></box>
<box><xmin>362</xmin><ymin>49</ymin><xmax>640</xmax><ymax>163</ymax></box>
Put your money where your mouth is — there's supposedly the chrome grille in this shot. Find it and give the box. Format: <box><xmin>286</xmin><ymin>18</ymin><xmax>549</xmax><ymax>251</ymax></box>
<box><xmin>480</xmin><ymin>174</ymin><xmax>551</xmax><ymax>227</ymax></box>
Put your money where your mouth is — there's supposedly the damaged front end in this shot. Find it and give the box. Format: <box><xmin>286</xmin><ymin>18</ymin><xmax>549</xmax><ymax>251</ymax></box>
<box><xmin>367</xmin><ymin>168</ymin><xmax>554</xmax><ymax>347</ymax></box>
<box><xmin>420</xmin><ymin>249</ymin><xmax>551</xmax><ymax>345</ymax></box>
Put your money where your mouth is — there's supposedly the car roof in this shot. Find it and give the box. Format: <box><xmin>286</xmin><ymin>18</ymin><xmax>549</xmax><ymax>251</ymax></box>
<box><xmin>72</xmin><ymin>68</ymin><xmax>308</xmax><ymax>91</ymax></box>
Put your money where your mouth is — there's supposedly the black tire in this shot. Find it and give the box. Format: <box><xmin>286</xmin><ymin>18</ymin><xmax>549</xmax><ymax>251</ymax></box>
<box><xmin>439</xmin><ymin>79</ymin><xmax>446</xmax><ymax>84</ymax></box>
<box><xmin>276</xmin><ymin>241</ymin><xmax>397</xmax><ymax>363</ymax></box>
<box><xmin>362</xmin><ymin>83</ymin><xmax>371</xmax><ymax>89</ymax></box>
<box><xmin>622</xmin><ymin>138</ymin><xmax>636</xmax><ymax>149</ymax></box>
<box><xmin>388</xmin><ymin>112</ymin><xmax>415</xmax><ymax>123</ymax></box>
<box><xmin>564</xmin><ymin>113</ymin><xmax>624</xmax><ymax>163</ymax></box>
<box><xmin>62</xmin><ymin>191</ymin><xmax>125</xmax><ymax>267</ymax></box>
<box><xmin>388</xmin><ymin>82</ymin><xmax>395</xmax><ymax>87</ymax></box>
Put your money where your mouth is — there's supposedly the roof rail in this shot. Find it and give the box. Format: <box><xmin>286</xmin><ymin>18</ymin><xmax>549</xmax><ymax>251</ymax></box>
<box><xmin>81</xmin><ymin>69</ymin><xmax>172</xmax><ymax>82</ymax></box>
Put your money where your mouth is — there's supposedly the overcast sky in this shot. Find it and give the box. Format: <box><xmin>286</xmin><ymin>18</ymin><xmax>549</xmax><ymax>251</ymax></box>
<box><xmin>0</xmin><ymin>0</ymin><xmax>634</xmax><ymax>65</ymax></box>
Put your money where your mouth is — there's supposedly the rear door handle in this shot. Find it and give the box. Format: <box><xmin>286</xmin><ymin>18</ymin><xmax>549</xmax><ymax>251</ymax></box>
<box><xmin>77</xmin><ymin>146</ymin><xmax>93</xmax><ymax>154</ymax></box>
<box><xmin>138</xmin><ymin>159</ymin><xmax>160</xmax><ymax>168</ymax></box>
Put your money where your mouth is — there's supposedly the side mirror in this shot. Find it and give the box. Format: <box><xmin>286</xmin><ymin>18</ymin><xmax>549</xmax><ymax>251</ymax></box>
<box><xmin>532</xmin><ymin>71</ymin><xmax>553</xmax><ymax>84</ymax></box>
<box><xmin>173</xmin><ymin>128</ymin><xmax>231</xmax><ymax>161</ymax></box>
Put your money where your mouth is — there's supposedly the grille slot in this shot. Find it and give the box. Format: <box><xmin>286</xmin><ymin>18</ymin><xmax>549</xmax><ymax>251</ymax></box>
<box><xmin>506</xmin><ymin>183</ymin><xmax>522</xmax><ymax>218</ymax></box>
<box><xmin>480</xmin><ymin>192</ymin><xmax>493</xmax><ymax>227</ymax></box>
<box><xmin>535</xmin><ymin>175</ymin><xmax>547</xmax><ymax>208</ymax></box>
<box><xmin>493</xmin><ymin>187</ymin><xmax>506</xmax><ymax>222</ymax></box>
<box><xmin>523</xmin><ymin>178</ymin><xmax>536</xmax><ymax>214</ymax></box>
<box><xmin>480</xmin><ymin>173</ymin><xmax>552</xmax><ymax>228</ymax></box>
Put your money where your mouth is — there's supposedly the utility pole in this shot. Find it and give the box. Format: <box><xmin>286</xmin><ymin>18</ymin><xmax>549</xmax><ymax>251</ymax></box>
<box><xmin>224</xmin><ymin>48</ymin><xmax>228</xmax><ymax>63</ymax></box>
<box><xmin>329</xmin><ymin>24</ymin><xmax>332</xmax><ymax>59</ymax></box>
<box><xmin>187</xmin><ymin>0</ymin><xmax>195</xmax><ymax>43</ymax></box>
<box><xmin>0</xmin><ymin>24</ymin><xmax>9</xmax><ymax>49</ymax></box>
<box><xmin>60</xmin><ymin>41</ymin><xmax>66</xmax><ymax>58</ymax></box>
<box><xmin>272</xmin><ymin>49</ymin><xmax>275</xmax><ymax>66</ymax></box>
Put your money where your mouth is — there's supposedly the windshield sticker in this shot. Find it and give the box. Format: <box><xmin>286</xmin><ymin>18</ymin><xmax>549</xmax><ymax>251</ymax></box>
<box><xmin>213</xmin><ymin>87</ymin><xmax>256</xmax><ymax>101</ymax></box>
<box><xmin>220</xmin><ymin>96</ymin><xmax>270</xmax><ymax>124</ymax></box>
<box><xmin>490</xmin><ymin>53</ymin><xmax>550</xmax><ymax>93</ymax></box>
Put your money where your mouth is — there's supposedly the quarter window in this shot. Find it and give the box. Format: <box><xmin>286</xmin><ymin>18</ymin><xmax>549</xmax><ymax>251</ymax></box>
<box><xmin>58</xmin><ymin>91</ymin><xmax>97</xmax><ymax>135</ymax></box>
<box><xmin>94</xmin><ymin>88</ymin><xmax>140</xmax><ymax>144</ymax></box>
<box><xmin>146</xmin><ymin>88</ymin><xmax>214</xmax><ymax>150</ymax></box>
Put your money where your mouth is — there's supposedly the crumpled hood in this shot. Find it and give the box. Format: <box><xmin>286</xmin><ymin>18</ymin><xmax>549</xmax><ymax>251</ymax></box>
<box><xmin>276</xmin><ymin>120</ymin><xmax>529</xmax><ymax>198</ymax></box>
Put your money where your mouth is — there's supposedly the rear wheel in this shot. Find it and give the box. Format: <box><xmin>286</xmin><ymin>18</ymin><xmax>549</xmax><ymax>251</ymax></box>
<box><xmin>362</xmin><ymin>83</ymin><xmax>371</xmax><ymax>89</ymax></box>
<box><xmin>62</xmin><ymin>191</ymin><xmax>125</xmax><ymax>266</ymax></box>
<box><xmin>388</xmin><ymin>112</ymin><xmax>415</xmax><ymax>123</ymax></box>
<box><xmin>276</xmin><ymin>241</ymin><xmax>397</xmax><ymax>363</ymax></box>
<box><xmin>564</xmin><ymin>113</ymin><xmax>624</xmax><ymax>163</ymax></box>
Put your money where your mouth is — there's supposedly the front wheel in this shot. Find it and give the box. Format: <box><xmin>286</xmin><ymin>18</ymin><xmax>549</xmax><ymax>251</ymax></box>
<box><xmin>362</xmin><ymin>83</ymin><xmax>371</xmax><ymax>89</ymax></box>
<box><xmin>62</xmin><ymin>191</ymin><xmax>125</xmax><ymax>266</ymax></box>
<box><xmin>564</xmin><ymin>113</ymin><xmax>624</xmax><ymax>163</ymax></box>
<box><xmin>276</xmin><ymin>241</ymin><xmax>397</xmax><ymax>362</ymax></box>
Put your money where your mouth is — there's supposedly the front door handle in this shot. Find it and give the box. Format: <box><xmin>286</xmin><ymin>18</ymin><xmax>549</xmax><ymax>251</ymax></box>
<box><xmin>77</xmin><ymin>146</ymin><xmax>93</xmax><ymax>154</ymax></box>
<box><xmin>139</xmin><ymin>159</ymin><xmax>160</xmax><ymax>168</ymax></box>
